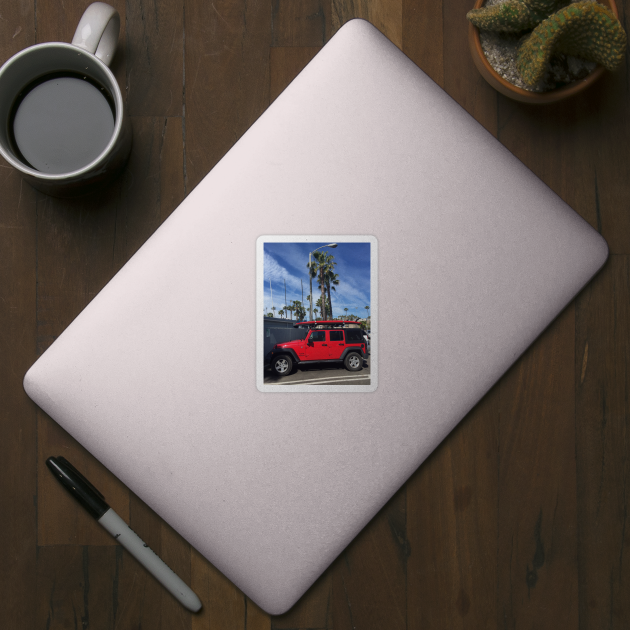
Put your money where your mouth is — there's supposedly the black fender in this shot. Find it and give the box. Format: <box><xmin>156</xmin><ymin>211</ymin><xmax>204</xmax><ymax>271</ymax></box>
<box><xmin>340</xmin><ymin>346</ymin><xmax>365</xmax><ymax>362</ymax></box>
<box><xmin>269</xmin><ymin>347</ymin><xmax>301</xmax><ymax>364</ymax></box>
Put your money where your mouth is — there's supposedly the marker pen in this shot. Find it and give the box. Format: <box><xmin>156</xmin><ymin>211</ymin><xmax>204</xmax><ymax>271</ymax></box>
<box><xmin>46</xmin><ymin>456</ymin><xmax>202</xmax><ymax>613</ymax></box>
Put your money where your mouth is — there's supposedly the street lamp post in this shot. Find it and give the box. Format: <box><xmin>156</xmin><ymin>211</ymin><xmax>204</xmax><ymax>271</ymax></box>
<box><xmin>309</xmin><ymin>243</ymin><xmax>337</xmax><ymax>321</ymax></box>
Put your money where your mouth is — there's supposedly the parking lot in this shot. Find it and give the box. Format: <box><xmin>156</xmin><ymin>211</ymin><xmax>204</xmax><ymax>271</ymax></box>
<box><xmin>264</xmin><ymin>355</ymin><xmax>371</xmax><ymax>386</ymax></box>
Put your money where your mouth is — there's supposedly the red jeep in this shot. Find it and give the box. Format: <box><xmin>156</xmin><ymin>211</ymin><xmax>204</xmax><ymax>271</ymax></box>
<box><xmin>269</xmin><ymin>321</ymin><xmax>368</xmax><ymax>377</ymax></box>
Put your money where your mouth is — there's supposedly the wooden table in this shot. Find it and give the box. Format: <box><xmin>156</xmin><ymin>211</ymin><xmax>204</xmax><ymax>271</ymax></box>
<box><xmin>1</xmin><ymin>1</ymin><xmax>628</xmax><ymax>628</ymax></box>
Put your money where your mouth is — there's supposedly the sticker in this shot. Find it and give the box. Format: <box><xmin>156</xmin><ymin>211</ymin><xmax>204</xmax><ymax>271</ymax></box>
<box><xmin>256</xmin><ymin>235</ymin><xmax>377</xmax><ymax>392</ymax></box>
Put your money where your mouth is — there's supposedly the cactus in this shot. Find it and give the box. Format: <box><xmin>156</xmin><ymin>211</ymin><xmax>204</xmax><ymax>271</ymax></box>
<box><xmin>467</xmin><ymin>0</ymin><xmax>568</xmax><ymax>33</ymax></box>
<box><xmin>516</xmin><ymin>1</ymin><xmax>627</xmax><ymax>85</ymax></box>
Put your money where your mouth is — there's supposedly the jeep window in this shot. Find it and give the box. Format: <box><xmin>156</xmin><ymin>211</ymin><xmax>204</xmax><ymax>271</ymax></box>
<box><xmin>345</xmin><ymin>329</ymin><xmax>363</xmax><ymax>343</ymax></box>
<box><xmin>329</xmin><ymin>330</ymin><xmax>344</xmax><ymax>341</ymax></box>
<box><xmin>310</xmin><ymin>330</ymin><xmax>326</xmax><ymax>342</ymax></box>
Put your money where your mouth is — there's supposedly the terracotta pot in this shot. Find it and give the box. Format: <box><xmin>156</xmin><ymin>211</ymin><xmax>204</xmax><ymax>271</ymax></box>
<box><xmin>468</xmin><ymin>0</ymin><xmax>619</xmax><ymax>103</ymax></box>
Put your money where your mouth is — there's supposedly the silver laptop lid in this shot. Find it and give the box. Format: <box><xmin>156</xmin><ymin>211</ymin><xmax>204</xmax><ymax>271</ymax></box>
<box><xmin>24</xmin><ymin>19</ymin><xmax>607</xmax><ymax>614</ymax></box>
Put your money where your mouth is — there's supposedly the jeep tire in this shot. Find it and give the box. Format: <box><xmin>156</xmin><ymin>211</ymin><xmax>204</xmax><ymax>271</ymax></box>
<box><xmin>344</xmin><ymin>352</ymin><xmax>362</xmax><ymax>372</ymax></box>
<box><xmin>272</xmin><ymin>354</ymin><xmax>293</xmax><ymax>376</ymax></box>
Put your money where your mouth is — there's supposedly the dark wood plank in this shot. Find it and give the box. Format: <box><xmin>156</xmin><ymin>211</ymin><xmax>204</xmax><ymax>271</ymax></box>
<box><xmin>443</xmin><ymin>0</ymin><xmax>497</xmax><ymax>131</ymax></box>
<box><xmin>271</xmin><ymin>0</ymin><xmax>331</xmax><ymax>46</ymax></box>
<box><xmin>582</xmin><ymin>71</ymin><xmax>630</xmax><ymax>254</ymax></box>
<box><xmin>331</xmin><ymin>0</ymin><xmax>402</xmax><ymax>48</ymax></box>
<box><xmin>126</xmin><ymin>0</ymin><xmax>183</xmax><ymax>117</ymax></box>
<box><xmin>497</xmin><ymin>305</ymin><xmax>578</xmax><ymax>628</ymax></box>
<box><xmin>0</xmin><ymin>5</ymin><xmax>39</xmax><ymax>629</ymax></box>
<box><xmin>407</xmin><ymin>394</ymin><xmax>499</xmax><ymax>629</ymax></box>
<box><xmin>0</xmin><ymin>0</ymin><xmax>36</xmax><ymax>55</ymax></box>
<box><xmin>36</xmin><ymin>545</ymin><xmax>119</xmax><ymax>630</ymax></box>
<box><xmin>184</xmin><ymin>0</ymin><xmax>272</xmax><ymax>192</ymax></box>
<box><xmin>495</xmin><ymin>70</ymin><xmax>630</xmax><ymax>258</ymax></box>
<box><xmin>402</xmin><ymin>0</ymin><xmax>444</xmax><ymax>88</ymax></box>
<box><xmin>330</xmin><ymin>486</ymin><xmax>407</xmax><ymax>630</ymax></box>
<box><xmin>0</xmin><ymin>145</ymin><xmax>38</xmax><ymax>630</ymax></box>
<box><xmin>576</xmin><ymin>256</ymin><xmax>630</xmax><ymax>629</ymax></box>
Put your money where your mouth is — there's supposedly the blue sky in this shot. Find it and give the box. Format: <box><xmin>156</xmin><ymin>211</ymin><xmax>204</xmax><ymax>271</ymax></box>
<box><xmin>263</xmin><ymin>241</ymin><xmax>371</xmax><ymax>320</ymax></box>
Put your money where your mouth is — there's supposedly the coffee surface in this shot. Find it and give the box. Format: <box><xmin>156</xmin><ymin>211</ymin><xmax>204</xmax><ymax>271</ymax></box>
<box><xmin>12</xmin><ymin>74</ymin><xmax>115</xmax><ymax>174</ymax></box>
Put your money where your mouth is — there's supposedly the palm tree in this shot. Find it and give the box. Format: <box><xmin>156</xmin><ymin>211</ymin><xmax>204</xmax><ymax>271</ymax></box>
<box><xmin>365</xmin><ymin>305</ymin><xmax>370</xmax><ymax>318</ymax></box>
<box><xmin>292</xmin><ymin>300</ymin><xmax>306</xmax><ymax>321</ymax></box>
<box><xmin>278</xmin><ymin>309</ymin><xmax>284</xmax><ymax>319</ymax></box>
<box><xmin>344</xmin><ymin>307</ymin><xmax>348</xmax><ymax>319</ymax></box>
<box><xmin>313</xmin><ymin>308</ymin><xmax>318</xmax><ymax>320</ymax></box>
<box><xmin>321</xmin><ymin>253</ymin><xmax>339</xmax><ymax>319</ymax></box>
<box><xmin>267</xmin><ymin>312</ymin><xmax>273</xmax><ymax>317</ymax></box>
<box><xmin>311</xmin><ymin>251</ymin><xmax>334</xmax><ymax>321</ymax></box>
<box><xmin>306</xmin><ymin>260</ymin><xmax>318</xmax><ymax>318</ymax></box>
<box><xmin>272</xmin><ymin>306</ymin><xmax>276</xmax><ymax>318</ymax></box>
<box><xmin>316</xmin><ymin>296</ymin><xmax>331</xmax><ymax>318</ymax></box>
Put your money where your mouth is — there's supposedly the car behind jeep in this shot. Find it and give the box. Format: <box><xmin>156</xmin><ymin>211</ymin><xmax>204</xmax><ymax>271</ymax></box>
<box><xmin>268</xmin><ymin>321</ymin><xmax>367</xmax><ymax>377</ymax></box>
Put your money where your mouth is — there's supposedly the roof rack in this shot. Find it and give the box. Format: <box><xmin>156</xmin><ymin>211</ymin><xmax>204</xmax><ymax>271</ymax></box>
<box><xmin>293</xmin><ymin>320</ymin><xmax>360</xmax><ymax>329</ymax></box>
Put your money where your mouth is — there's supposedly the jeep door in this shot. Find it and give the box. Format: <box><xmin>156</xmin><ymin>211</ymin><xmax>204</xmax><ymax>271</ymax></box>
<box><xmin>328</xmin><ymin>329</ymin><xmax>345</xmax><ymax>359</ymax></box>
<box><xmin>305</xmin><ymin>330</ymin><xmax>329</xmax><ymax>361</ymax></box>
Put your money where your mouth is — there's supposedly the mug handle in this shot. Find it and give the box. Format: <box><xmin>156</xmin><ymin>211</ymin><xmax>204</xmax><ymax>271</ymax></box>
<box><xmin>71</xmin><ymin>2</ymin><xmax>120</xmax><ymax>67</ymax></box>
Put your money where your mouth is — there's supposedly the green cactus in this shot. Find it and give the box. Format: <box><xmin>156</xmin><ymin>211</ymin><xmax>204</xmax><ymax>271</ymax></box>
<box><xmin>467</xmin><ymin>0</ymin><xmax>568</xmax><ymax>33</ymax></box>
<box><xmin>516</xmin><ymin>1</ymin><xmax>627</xmax><ymax>85</ymax></box>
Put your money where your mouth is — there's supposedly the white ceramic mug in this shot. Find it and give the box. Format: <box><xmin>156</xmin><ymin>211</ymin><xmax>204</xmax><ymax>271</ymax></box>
<box><xmin>0</xmin><ymin>2</ymin><xmax>131</xmax><ymax>197</ymax></box>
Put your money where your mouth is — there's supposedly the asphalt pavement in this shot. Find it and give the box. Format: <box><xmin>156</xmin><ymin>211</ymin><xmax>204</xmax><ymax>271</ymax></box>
<box><xmin>264</xmin><ymin>355</ymin><xmax>371</xmax><ymax>386</ymax></box>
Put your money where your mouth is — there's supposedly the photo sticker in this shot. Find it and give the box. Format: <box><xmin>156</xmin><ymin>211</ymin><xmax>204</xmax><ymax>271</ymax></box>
<box><xmin>256</xmin><ymin>236</ymin><xmax>377</xmax><ymax>393</ymax></box>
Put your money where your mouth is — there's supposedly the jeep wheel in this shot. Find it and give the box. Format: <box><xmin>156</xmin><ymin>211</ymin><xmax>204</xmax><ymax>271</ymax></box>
<box><xmin>344</xmin><ymin>352</ymin><xmax>362</xmax><ymax>372</ymax></box>
<box><xmin>272</xmin><ymin>355</ymin><xmax>293</xmax><ymax>376</ymax></box>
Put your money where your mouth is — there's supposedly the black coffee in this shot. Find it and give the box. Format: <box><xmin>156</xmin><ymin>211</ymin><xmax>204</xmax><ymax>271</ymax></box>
<box><xmin>10</xmin><ymin>73</ymin><xmax>115</xmax><ymax>174</ymax></box>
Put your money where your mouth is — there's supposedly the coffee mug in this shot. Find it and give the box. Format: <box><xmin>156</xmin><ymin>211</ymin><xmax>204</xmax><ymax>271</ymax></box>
<box><xmin>0</xmin><ymin>2</ymin><xmax>132</xmax><ymax>197</ymax></box>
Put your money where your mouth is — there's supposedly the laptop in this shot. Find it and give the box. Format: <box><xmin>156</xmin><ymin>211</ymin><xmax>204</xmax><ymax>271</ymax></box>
<box><xmin>23</xmin><ymin>19</ymin><xmax>608</xmax><ymax>614</ymax></box>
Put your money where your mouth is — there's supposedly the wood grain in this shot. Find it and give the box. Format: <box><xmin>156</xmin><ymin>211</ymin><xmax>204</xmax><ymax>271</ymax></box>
<box><xmin>576</xmin><ymin>256</ymin><xmax>630</xmax><ymax>629</ymax></box>
<box><xmin>0</xmin><ymin>159</ymin><xmax>38</xmax><ymax>630</ymax></box>
<box><xmin>0</xmin><ymin>5</ymin><xmax>38</xmax><ymax>629</ymax></box>
<box><xmin>125</xmin><ymin>0</ymin><xmax>184</xmax><ymax>117</ymax></box>
<box><xmin>403</xmin><ymin>0</ymin><xmax>444</xmax><ymax>88</ymax></box>
<box><xmin>184</xmin><ymin>0</ymin><xmax>271</xmax><ymax>191</ymax></box>
<box><xmin>497</xmin><ymin>304</ymin><xmax>579</xmax><ymax>629</ymax></box>
<box><xmin>36</xmin><ymin>545</ymin><xmax>119</xmax><ymax>630</ymax></box>
<box><xmin>443</xmin><ymin>0</ymin><xmax>497</xmax><ymax>131</ymax></box>
<box><xmin>271</xmin><ymin>0</ymin><xmax>331</xmax><ymax>46</ymax></box>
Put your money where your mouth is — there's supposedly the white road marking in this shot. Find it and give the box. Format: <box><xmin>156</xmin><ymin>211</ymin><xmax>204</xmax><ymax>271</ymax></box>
<box><xmin>277</xmin><ymin>374</ymin><xmax>370</xmax><ymax>385</ymax></box>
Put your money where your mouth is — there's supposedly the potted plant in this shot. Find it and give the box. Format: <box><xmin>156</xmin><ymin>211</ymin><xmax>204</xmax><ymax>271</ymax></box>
<box><xmin>468</xmin><ymin>0</ymin><xmax>627</xmax><ymax>103</ymax></box>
